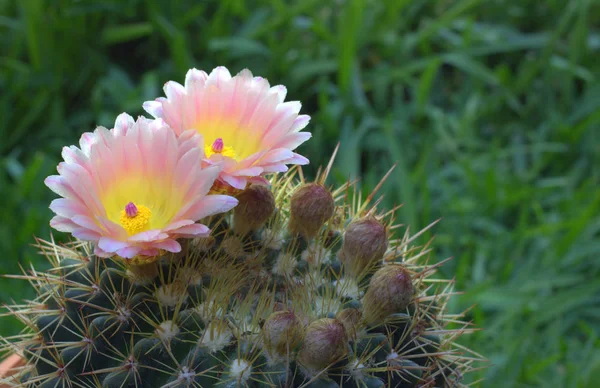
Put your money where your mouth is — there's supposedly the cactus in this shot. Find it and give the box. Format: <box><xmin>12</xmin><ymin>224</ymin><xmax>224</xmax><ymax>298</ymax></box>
<box><xmin>0</xmin><ymin>160</ymin><xmax>484</xmax><ymax>388</ymax></box>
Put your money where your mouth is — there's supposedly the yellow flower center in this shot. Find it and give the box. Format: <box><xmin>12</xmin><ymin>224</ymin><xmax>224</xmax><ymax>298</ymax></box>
<box><xmin>205</xmin><ymin>138</ymin><xmax>237</xmax><ymax>159</ymax></box>
<box><xmin>119</xmin><ymin>202</ymin><xmax>152</xmax><ymax>235</ymax></box>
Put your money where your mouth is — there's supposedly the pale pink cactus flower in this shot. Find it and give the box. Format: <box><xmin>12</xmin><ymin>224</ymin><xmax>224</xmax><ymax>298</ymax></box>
<box><xmin>143</xmin><ymin>66</ymin><xmax>312</xmax><ymax>190</ymax></box>
<box><xmin>45</xmin><ymin>113</ymin><xmax>238</xmax><ymax>263</ymax></box>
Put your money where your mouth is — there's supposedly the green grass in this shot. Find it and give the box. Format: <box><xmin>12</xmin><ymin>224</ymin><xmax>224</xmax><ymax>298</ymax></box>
<box><xmin>1</xmin><ymin>0</ymin><xmax>599</xmax><ymax>386</ymax></box>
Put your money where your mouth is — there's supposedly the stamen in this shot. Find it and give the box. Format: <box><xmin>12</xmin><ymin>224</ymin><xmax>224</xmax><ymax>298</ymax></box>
<box><xmin>205</xmin><ymin>138</ymin><xmax>236</xmax><ymax>159</ymax></box>
<box><xmin>125</xmin><ymin>202</ymin><xmax>138</xmax><ymax>217</ymax></box>
<box><xmin>120</xmin><ymin>203</ymin><xmax>152</xmax><ymax>235</ymax></box>
<box><xmin>211</xmin><ymin>138</ymin><xmax>224</xmax><ymax>153</ymax></box>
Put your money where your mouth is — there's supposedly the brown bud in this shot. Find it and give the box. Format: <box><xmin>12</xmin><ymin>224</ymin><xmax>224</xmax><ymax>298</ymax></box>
<box><xmin>362</xmin><ymin>265</ymin><xmax>414</xmax><ymax>326</ymax></box>
<box><xmin>336</xmin><ymin>308</ymin><xmax>362</xmax><ymax>341</ymax></box>
<box><xmin>233</xmin><ymin>184</ymin><xmax>276</xmax><ymax>235</ymax></box>
<box><xmin>222</xmin><ymin>236</ymin><xmax>247</xmax><ymax>259</ymax></box>
<box><xmin>126</xmin><ymin>262</ymin><xmax>159</xmax><ymax>286</ymax></box>
<box><xmin>262</xmin><ymin>311</ymin><xmax>305</xmax><ymax>360</ymax></box>
<box><xmin>191</xmin><ymin>235</ymin><xmax>215</xmax><ymax>252</ymax></box>
<box><xmin>289</xmin><ymin>183</ymin><xmax>335</xmax><ymax>239</ymax></box>
<box><xmin>298</xmin><ymin>318</ymin><xmax>348</xmax><ymax>372</ymax></box>
<box><xmin>341</xmin><ymin>217</ymin><xmax>387</xmax><ymax>278</ymax></box>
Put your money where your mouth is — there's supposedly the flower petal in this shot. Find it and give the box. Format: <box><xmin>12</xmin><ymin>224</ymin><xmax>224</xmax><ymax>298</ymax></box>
<box><xmin>182</xmin><ymin>195</ymin><xmax>239</xmax><ymax>221</ymax></box>
<box><xmin>98</xmin><ymin>237</ymin><xmax>129</xmax><ymax>253</ymax></box>
<box><xmin>171</xmin><ymin>223</ymin><xmax>210</xmax><ymax>238</ymax></box>
<box><xmin>142</xmin><ymin>100</ymin><xmax>164</xmax><ymax>118</ymax></box>
<box><xmin>151</xmin><ymin>239</ymin><xmax>182</xmax><ymax>253</ymax></box>
<box><xmin>116</xmin><ymin>246</ymin><xmax>143</xmax><ymax>259</ymax></box>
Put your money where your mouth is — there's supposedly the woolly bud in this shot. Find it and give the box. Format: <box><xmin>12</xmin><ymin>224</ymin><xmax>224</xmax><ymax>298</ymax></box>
<box><xmin>222</xmin><ymin>236</ymin><xmax>247</xmax><ymax>259</ymax></box>
<box><xmin>262</xmin><ymin>311</ymin><xmax>305</xmax><ymax>360</ymax></box>
<box><xmin>336</xmin><ymin>308</ymin><xmax>362</xmax><ymax>341</ymax></box>
<box><xmin>341</xmin><ymin>217</ymin><xmax>388</xmax><ymax>278</ymax></box>
<box><xmin>289</xmin><ymin>183</ymin><xmax>335</xmax><ymax>239</ymax></box>
<box><xmin>155</xmin><ymin>320</ymin><xmax>179</xmax><ymax>342</ymax></box>
<box><xmin>298</xmin><ymin>318</ymin><xmax>348</xmax><ymax>372</ymax></box>
<box><xmin>126</xmin><ymin>262</ymin><xmax>159</xmax><ymax>286</ymax></box>
<box><xmin>191</xmin><ymin>235</ymin><xmax>215</xmax><ymax>252</ymax></box>
<box><xmin>199</xmin><ymin>320</ymin><xmax>232</xmax><ymax>353</ymax></box>
<box><xmin>233</xmin><ymin>184</ymin><xmax>276</xmax><ymax>235</ymax></box>
<box><xmin>155</xmin><ymin>283</ymin><xmax>189</xmax><ymax>308</ymax></box>
<box><xmin>362</xmin><ymin>265</ymin><xmax>414</xmax><ymax>326</ymax></box>
<box><xmin>229</xmin><ymin>359</ymin><xmax>252</xmax><ymax>383</ymax></box>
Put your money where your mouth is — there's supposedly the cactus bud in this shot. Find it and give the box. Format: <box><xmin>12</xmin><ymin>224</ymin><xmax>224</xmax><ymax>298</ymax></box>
<box><xmin>190</xmin><ymin>235</ymin><xmax>215</xmax><ymax>252</ymax></box>
<box><xmin>362</xmin><ymin>265</ymin><xmax>414</xmax><ymax>326</ymax></box>
<box><xmin>298</xmin><ymin>318</ymin><xmax>348</xmax><ymax>373</ymax></box>
<box><xmin>233</xmin><ymin>184</ymin><xmax>276</xmax><ymax>235</ymax></box>
<box><xmin>126</xmin><ymin>262</ymin><xmax>159</xmax><ymax>286</ymax></box>
<box><xmin>336</xmin><ymin>308</ymin><xmax>362</xmax><ymax>341</ymax></box>
<box><xmin>289</xmin><ymin>183</ymin><xmax>335</xmax><ymax>239</ymax></box>
<box><xmin>262</xmin><ymin>311</ymin><xmax>305</xmax><ymax>361</ymax></box>
<box><xmin>222</xmin><ymin>235</ymin><xmax>246</xmax><ymax>259</ymax></box>
<box><xmin>341</xmin><ymin>217</ymin><xmax>388</xmax><ymax>278</ymax></box>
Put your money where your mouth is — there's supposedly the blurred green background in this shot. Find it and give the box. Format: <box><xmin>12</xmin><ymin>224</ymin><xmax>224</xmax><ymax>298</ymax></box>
<box><xmin>1</xmin><ymin>0</ymin><xmax>599</xmax><ymax>386</ymax></box>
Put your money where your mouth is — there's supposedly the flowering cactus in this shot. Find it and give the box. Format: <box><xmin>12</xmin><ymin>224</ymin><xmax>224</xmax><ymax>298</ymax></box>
<box><xmin>0</xmin><ymin>67</ymin><xmax>483</xmax><ymax>388</ymax></box>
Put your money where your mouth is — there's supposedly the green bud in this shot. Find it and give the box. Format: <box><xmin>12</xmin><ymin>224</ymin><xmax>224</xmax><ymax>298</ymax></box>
<box><xmin>289</xmin><ymin>184</ymin><xmax>335</xmax><ymax>239</ymax></box>
<box><xmin>233</xmin><ymin>184</ymin><xmax>276</xmax><ymax>235</ymax></box>
<box><xmin>362</xmin><ymin>265</ymin><xmax>414</xmax><ymax>326</ymax></box>
<box><xmin>262</xmin><ymin>311</ymin><xmax>305</xmax><ymax>361</ymax></box>
<box><xmin>340</xmin><ymin>218</ymin><xmax>387</xmax><ymax>278</ymax></box>
<box><xmin>335</xmin><ymin>308</ymin><xmax>362</xmax><ymax>341</ymax></box>
<box><xmin>298</xmin><ymin>318</ymin><xmax>348</xmax><ymax>372</ymax></box>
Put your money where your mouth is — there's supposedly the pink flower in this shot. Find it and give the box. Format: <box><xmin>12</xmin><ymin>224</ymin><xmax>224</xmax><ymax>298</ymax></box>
<box><xmin>45</xmin><ymin>113</ymin><xmax>238</xmax><ymax>263</ymax></box>
<box><xmin>143</xmin><ymin>66</ymin><xmax>311</xmax><ymax>190</ymax></box>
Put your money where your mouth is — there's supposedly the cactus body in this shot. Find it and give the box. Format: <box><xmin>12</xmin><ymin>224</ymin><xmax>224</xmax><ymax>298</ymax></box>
<box><xmin>1</xmin><ymin>169</ymin><xmax>482</xmax><ymax>387</ymax></box>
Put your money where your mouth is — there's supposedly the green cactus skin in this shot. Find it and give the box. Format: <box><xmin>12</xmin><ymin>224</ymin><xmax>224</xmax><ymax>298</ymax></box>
<box><xmin>1</xmin><ymin>168</ymin><xmax>484</xmax><ymax>387</ymax></box>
